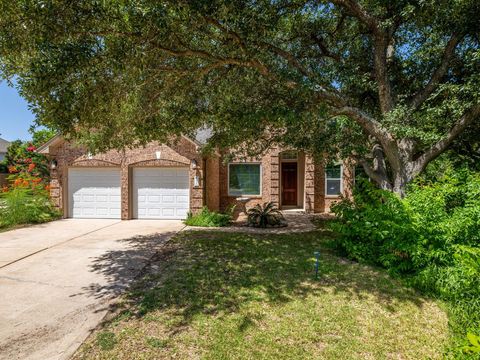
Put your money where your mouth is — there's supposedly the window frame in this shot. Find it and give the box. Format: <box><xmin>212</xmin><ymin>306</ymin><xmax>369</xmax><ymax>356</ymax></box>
<box><xmin>227</xmin><ymin>162</ymin><xmax>262</xmax><ymax>197</ymax></box>
<box><xmin>281</xmin><ymin>151</ymin><xmax>298</xmax><ymax>161</ymax></box>
<box><xmin>325</xmin><ymin>163</ymin><xmax>343</xmax><ymax>197</ymax></box>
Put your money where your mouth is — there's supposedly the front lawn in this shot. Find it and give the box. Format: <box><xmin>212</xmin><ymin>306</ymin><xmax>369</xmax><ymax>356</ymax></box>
<box><xmin>75</xmin><ymin>230</ymin><xmax>448</xmax><ymax>359</ymax></box>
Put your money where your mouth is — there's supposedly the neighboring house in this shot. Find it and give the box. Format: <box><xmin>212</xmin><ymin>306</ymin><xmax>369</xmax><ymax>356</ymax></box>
<box><xmin>37</xmin><ymin>134</ymin><xmax>354</xmax><ymax>220</ymax></box>
<box><xmin>0</xmin><ymin>137</ymin><xmax>10</xmax><ymax>162</ymax></box>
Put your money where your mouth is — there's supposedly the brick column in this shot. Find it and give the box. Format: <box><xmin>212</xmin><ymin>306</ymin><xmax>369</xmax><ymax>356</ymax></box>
<box><xmin>314</xmin><ymin>161</ymin><xmax>325</xmax><ymax>213</ymax></box>
<box><xmin>49</xmin><ymin>167</ymin><xmax>65</xmax><ymax>217</ymax></box>
<box><xmin>190</xmin><ymin>155</ymin><xmax>204</xmax><ymax>214</ymax></box>
<box><xmin>120</xmin><ymin>165</ymin><xmax>130</xmax><ymax>220</ymax></box>
<box><xmin>304</xmin><ymin>154</ymin><xmax>315</xmax><ymax>213</ymax></box>
<box><xmin>270</xmin><ymin>148</ymin><xmax>280</xmax><ymax>207</ymax></box>
<box><xmin>205</xmin><ymin>156</ymin><xmax>220</xmax><ymax>211</ymax></box>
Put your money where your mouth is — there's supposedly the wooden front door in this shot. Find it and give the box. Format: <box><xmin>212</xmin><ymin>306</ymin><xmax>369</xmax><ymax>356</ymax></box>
<box><xmin>281</xmin><ymin>162</ymin><xmax>297</xmax><ymax>206</ymax></box>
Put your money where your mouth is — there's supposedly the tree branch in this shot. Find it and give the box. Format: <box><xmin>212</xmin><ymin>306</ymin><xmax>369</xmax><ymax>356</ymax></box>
<box><xmin>332</xmin><ymin>106</ymin><xmax>392</xmax><ymax>143</ymax></box>
<box><xmin>258</xmin><ymin>41</ymin><xmax>312</xmax><ymax>78</ymax></box>
<box><xmin>410</xmin><ymin>33</ymin><xmax>463</xmax><ymax>110</ymax></box>
<box><xmin>358</xmin><ymin>158</ymin><xmax>392</xmax><ymax>190</ymax></box>
<box><xmin>330</xmin><ymin>1</ymin><xmax>393</xmax><ymax>113</ymax></box>
<box><xmin>373</xmin><ymin>34</ymin><xmax>394</xmax><ymax>113</ymax></box>
<box><xmin>310</xmin><ymin>34</ymin><xmax>341</xmax><ymax>61</ymax></box>
<box><xmin>415</xmin><ymin>102</ymin><xmax>480</xmax><ymax>172</ymax></box>
<box><xmin>204</xmin><ymin>16</ymin><xmax>248</xmax><ymax>54</ymax></box>
<box><xmin>329</xmin><ymin>0</ymin><xmax>380</xmax><ymax>33</ymax></box>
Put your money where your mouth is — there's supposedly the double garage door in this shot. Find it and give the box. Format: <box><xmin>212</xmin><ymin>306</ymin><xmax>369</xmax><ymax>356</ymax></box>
<box><xmin>68</xmin><ymin>167</ymin><xmax>189</xmax><ymax>219</ymax></box>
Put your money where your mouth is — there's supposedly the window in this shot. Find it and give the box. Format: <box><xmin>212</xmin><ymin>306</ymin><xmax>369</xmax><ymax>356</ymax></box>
<box><xmin>228</xmin><ymin>163</ymin><xmax>261</xmax><ymax>196</ymax></box>
<box><xmin>325</xmin><ymin>164</ymin><xmax>343</xmax><ymax>196</ymax></box>
<box><xmin>281</xmin><ymin>151</ymin><xmax>298</xmax><ymax>160</ymax></box>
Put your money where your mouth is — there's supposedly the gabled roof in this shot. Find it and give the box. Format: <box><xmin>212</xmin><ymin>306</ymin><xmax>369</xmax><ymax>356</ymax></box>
<box><xmin>36</xmin><ymin>134</ymin><xmax>64</xmax><ymax>154</ymax></box>
<box><xmin>0</xmin><ymin>137</ymin><xmax>10</xmax><ymax>153</ymax></box>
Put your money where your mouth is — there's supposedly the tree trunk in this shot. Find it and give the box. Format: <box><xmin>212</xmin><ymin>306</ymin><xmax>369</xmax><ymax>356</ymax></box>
<box><xmin>363</xmin><ymin>142</ymin><xmax>418</xmax><ymax>198</ymax></box>
<box><xmin>392</xmin><ymin>171</ymin><xmax>408</xmax><ymax>198</ymax></box>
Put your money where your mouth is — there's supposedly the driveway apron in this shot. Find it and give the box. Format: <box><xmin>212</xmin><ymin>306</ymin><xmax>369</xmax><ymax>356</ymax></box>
<box><xmin>0</xmin><ymin>219</ymin><xmax>184</xmax><ymax>360</ymax></box>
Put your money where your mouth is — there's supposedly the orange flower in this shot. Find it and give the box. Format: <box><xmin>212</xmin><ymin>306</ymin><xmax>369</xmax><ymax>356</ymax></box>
<box><xmin>2</xmin><ymin>186</ymin><xmax>8</xmax><ymax>193</ymax></box>
<box><xmin>27</xmin><ymin>163</ymin><xmax>36</xmax><ymax>172</ymax></box>
<box><xmin>22</xmin><ymin>180</ymin><xmax>29</xmax><ymax>187</ymax></box>
<box><xmin>8</xmin><ymin>166</ymin><xmax>17</xmax><ymax>173</ymax></box>
<box><xmin>32</xmin><ymin>177</ymin><xmax>42</xmax><ymax>183</ymax></box>
<box><xmin>45</xmin><ymin>184</ymin><xmax>51</xmax><ymax>192</ymax></box>
<box><xmin>14</xmin><ymin>178</ymin><xmax>22</xmax><ymax>187</ymax></box>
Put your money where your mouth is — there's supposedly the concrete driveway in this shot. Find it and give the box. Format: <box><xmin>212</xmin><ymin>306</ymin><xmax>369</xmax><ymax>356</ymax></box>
<box><xmin>0</xmin><ymin>219</ymin><xmax>185</xmax><ymax>360</ymax></box>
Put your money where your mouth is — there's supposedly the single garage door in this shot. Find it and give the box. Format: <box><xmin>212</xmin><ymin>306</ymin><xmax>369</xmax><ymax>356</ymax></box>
<box><xmin>133</xmin><ymin>167</ymin><xmax>190</xmax><ymax>219</ymax></box>
<box><xmin>68</xmin><ymin>168</ymin><xmax>121</xmax><ymax>219</ymax></box>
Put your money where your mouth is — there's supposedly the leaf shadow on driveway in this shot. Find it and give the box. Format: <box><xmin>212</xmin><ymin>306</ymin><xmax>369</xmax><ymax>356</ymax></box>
<box><xmin>70</xmin><ymin>231</ymin><xmax>179</xmax><ymax>303</ymax></box>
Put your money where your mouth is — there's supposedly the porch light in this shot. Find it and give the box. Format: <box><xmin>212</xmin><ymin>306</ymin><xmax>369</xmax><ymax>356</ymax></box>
<box><xmin>155</xmin><ymin>151</ymin><xmax>161</xmax><ymax>159</ymax></box>
<box><xmin>50</xmin><ymin>159</ymin><xmax>58</xmax><ymax>169</ymax></box>
<box><xmin>191</xmin><ymin>159</ymin><xmax>198</xmax><ymax>169</ymax></box>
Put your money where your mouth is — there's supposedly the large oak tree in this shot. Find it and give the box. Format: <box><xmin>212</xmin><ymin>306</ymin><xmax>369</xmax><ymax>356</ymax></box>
<box><xmin>1</xmin><ymin>0</ymin><xmax>479</xmax><ymax>195</ymax></box>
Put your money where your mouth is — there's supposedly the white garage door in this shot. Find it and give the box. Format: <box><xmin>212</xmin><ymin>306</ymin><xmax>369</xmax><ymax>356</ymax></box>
<box><xmin>133</xmin><ymin>168</ymin><xmax>190</xmax><ymax>219</ymax></box>
<box><xmin>68</xmin><ymin>168</ymin><xmax>121</xmax><ymax>219</ymax></box>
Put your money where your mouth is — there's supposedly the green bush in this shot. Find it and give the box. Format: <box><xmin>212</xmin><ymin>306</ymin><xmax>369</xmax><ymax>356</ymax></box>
<box><xmin>0</xmin><ymin>187</ymin><xmax>60</xmax><ymax>229</ymax></box>
<box><xmin>330</xmin><ymin>170</ymin><xmax>480</xmax><ymax>353</ymax></box>
<box><xmin>184</xmin><ymin>206</ymin><xmax>233</xmax><ymax>227</ymax></box>
<box><xmin>247</xmin><ymin>202</ymin><xmax>286</xmax><ymax>228</ymax></box>
<box><xmin>329</xmin><ymin>185</ymin><xmax>416</xmax><ymax>272</ymax></box>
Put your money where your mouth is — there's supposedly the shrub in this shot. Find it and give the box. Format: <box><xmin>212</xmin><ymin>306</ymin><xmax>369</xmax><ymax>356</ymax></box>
<box><xmin>0</xmin><ymin>172</ymin><xmax>59</xmax><ymax>229</ymax></box>
<box><xmin>184</xmin><ymin>206</ymin><xmax>233</xmax><ymax>227</ymax></box>
<box><xmin>0</xmin><ymin>187</ymin><xmax>59</xmax><ymax>228</ymax></box>
<box><xmin>329</xmin><ymin>184</ymin><xmax>416</xmax><ymax>272</ymax></box>
<box><xmin>247</xmin><ymin>202</ymin><xmax>286</xmax><ymax>228</ymax></box>
<box><xmin>330</xmin><ymin>170</ymin><xmax>480</xmax><ymax>351</ymax></box>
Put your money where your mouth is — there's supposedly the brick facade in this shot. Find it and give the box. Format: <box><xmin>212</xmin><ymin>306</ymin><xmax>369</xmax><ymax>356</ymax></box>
<box><xmin>217</xmin><ymin>147</ymin><xmax>353</xmax><ymax>215</ymax></box>
<box><xmin>47</xmin><ymin>137</ymin><xmax>203</xmax><ymax>219</ymax></box>
<box><xmin>45</xmin><ymin>137</ymin><xmax>353</xmax><ymax>219</ymax></box>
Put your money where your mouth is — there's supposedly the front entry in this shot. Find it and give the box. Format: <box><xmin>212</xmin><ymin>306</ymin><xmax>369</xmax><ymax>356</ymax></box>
<box><xmin>281</xmin><ymin>162</ymin><xmax>297</xmax><ymax>206</ymax></box>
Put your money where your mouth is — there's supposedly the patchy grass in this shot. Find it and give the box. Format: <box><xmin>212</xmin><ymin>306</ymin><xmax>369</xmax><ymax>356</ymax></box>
<box><xmin>75</xmin><ymin>231</ymin><xmax>448</xmax><ymax>360</ymax></box>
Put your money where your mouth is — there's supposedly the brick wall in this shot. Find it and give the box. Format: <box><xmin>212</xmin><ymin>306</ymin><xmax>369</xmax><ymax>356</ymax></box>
<box><xmin>218</xmin><ymin>149</ymin><xmax>353</xmax><ymax>215</ymax></box>
<box><xmin>323</xmin><ymin>159</ymin><xmax>355</xmax><ymax>212</ymax></box>
<box><xmin>48</xmin><ymin>137</ymin><xmax>203</xmax><ymax>219</ymax></box>
<box><xmin>219</xmin><ymin>152</ymin><xmax>273</xmax><ymax>217</ymax></box>
<box><xmin>48</xmin><ymin>137</ymin><xmax>354</xmax><ymax>219</ymax></box>
<box><xmin>205</xmin><ymin>156</ymin><xmax>220</xmax><ymax>211</ymax></box>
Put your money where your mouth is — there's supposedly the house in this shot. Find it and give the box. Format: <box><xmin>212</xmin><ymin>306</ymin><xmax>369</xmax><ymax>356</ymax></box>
<box><xmin>37</xmin><ymin>134</ymin><xmax>354</xmax><ymax>220</ymax></box>
<box><xmin>0</xmin><ymin>137</ymin><xmax>10</xmax><ymax>162</ymax></box>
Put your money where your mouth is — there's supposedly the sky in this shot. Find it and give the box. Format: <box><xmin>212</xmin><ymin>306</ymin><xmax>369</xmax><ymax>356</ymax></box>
<box><xmin>0</xmin><ymin>81</ymin><xmax>36</xmax><ymax>142</ymax></box>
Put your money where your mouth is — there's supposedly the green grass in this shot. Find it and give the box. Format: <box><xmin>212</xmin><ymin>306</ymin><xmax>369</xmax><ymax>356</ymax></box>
<box><xmin>75</xmin><ymin>230</ymin><xmax>449</xmax><ymax>359</ymax></box>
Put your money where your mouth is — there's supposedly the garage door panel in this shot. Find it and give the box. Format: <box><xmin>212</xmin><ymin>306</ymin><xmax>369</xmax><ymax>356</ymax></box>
<box><xmin>68</xmin><ymin>168</ymin><xmax>121</xmax><ymax>219</ymax></box>
<box><xmin>161</xmin><ymin>208</ymin><xmax>175</xmax><ymax>217</ymax></box>
<box><xmin>176</xmin><ymin>195</ymin><xmax>189</xmax><ymax>203</ymax></box>
<box><xmin>162</xmin><ymin>195</ymin><xmax>175</xmax><ymax>203</ymax></box>
<box><xmin>133</xmin><ymin>168</ymin><xmax>190</xmax><ymax>220</ymax></box>
<box><xmin>176</xmin><ymin>208</ymin><xmax>188</xmax><ymax>217</ymax></box>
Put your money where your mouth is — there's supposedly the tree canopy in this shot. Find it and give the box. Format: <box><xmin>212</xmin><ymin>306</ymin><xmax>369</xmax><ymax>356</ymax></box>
<box><xmin>0</xmin><ymin>0</ymin><xmax>479</xmax><ymax>194</ymax></box>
